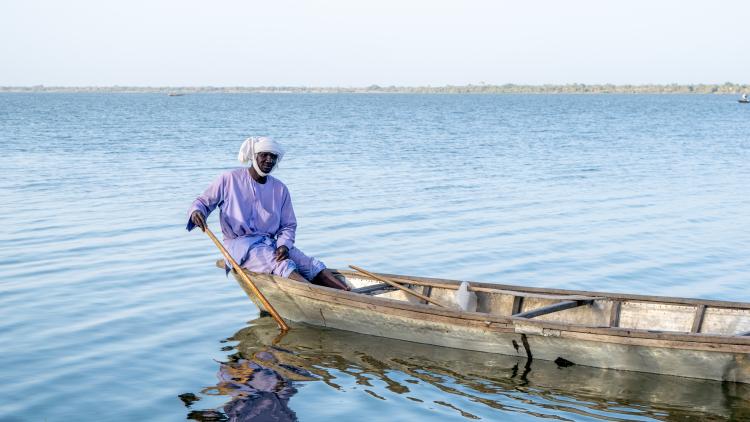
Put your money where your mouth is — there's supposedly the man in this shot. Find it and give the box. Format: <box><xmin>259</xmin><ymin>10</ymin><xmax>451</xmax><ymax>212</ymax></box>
<box><xmin>187</xmin><ymin>136</ymin><xmax>349</xmax><ymax>290</ymax></box>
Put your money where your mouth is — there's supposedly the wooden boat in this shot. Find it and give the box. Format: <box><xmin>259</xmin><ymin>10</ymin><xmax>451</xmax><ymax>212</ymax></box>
<box><xmin>217</xmin><ymin>261</ymin><xmax>750</xmax><ymax>383</ymax></box>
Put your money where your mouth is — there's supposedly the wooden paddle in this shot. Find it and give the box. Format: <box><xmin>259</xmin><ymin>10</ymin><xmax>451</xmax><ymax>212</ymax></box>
<box><xmin>349</xmin><ymin>265</ymin><xmax>448</xmax><ymax>308</ymax></box>
<box><xmin>203</xmin><ymin>226</ymin><xmax>289</xmax><ymax>332</ymax></box>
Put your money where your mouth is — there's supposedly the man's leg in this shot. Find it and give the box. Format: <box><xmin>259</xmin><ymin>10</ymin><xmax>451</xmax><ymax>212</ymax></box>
<box><xmin>287</xmin><ymin>270</ymin><xmax>308</xmax><ymax>283</ymax></box>
<box><xmin>288</xmin><ymin>247</ymin><xmax>351</xmax><ymax>291</ymax></box>
<box><xmin>243</xmin><ymin>244</ymin><xmax>306</xmax><ymax>282</ymax></box>
<box><xmin>311</xmin><ymin>268</ymin><xmax>351</xmax><ymax>291</ymax></box>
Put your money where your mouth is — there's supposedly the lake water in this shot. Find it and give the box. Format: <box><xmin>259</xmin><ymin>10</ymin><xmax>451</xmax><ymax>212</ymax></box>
<box><xmin>1</xmin><ymin>93</ymin><xmax>749</xmax><ymax>421</ymax></box>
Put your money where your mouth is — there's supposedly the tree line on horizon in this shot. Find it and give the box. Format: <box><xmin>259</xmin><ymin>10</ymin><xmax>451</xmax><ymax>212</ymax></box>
<box><xmin>2</xmin><ymin>83</ymin><xmax>748</xmax><ymax>94</ymax></box>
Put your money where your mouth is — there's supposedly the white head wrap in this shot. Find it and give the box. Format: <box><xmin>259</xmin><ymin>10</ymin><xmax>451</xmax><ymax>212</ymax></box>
<box><xmin>238</xmin><ymin>136</ymin><xmax>285</xmax><ymax>176</ymax></box>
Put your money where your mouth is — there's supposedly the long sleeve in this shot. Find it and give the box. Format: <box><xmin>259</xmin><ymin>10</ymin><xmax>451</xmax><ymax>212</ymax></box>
<box><xmin>186</xmin><ymin>173</ymin><xmax>226</xmax><ymax>231</ymax></box>
<box><xmin>275</xmin><ymin>187</ymin><xmax>297</xmax><ymax>250</ymax></box>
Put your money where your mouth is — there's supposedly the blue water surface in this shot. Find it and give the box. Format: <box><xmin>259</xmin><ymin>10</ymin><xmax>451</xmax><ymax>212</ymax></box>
<box><xmin>1</xmin><ymin>93</ymin><xmax>749</xmax><ymax>421</ymax></box>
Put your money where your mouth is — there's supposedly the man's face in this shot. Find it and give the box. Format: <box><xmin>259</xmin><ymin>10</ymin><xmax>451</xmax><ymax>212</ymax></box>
<box><xmin>256</xmin><ymin>152</ymin><xmax>279</xmax><ymax>173</ymax></box>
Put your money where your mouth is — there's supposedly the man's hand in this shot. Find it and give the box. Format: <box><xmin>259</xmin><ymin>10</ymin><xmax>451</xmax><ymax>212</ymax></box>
<box><xmin>275</xmin><ymin>245</ymin><xmax>289</xmax><ymax>262</ymax></box>
<box><xmin>191</xmin><ymin>211</ymin><xmax>207</xmax><ymax>232</ymax></box>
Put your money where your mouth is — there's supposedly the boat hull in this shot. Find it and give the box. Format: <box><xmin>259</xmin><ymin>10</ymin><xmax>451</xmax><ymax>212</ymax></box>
<box><xmin>229</xmin><ymin>269</ymin><xmax>750</xmax><ymax>383</ymax></box>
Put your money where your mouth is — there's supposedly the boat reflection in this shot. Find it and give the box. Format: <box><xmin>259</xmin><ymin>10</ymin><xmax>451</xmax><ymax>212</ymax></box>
<box><xmin>186</xmin><ymin>316</ymin><xmax>750</xmax><ymax>421</ymax></box>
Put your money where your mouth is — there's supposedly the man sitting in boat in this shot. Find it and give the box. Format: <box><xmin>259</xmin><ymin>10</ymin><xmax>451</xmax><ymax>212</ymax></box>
<box><xmin>187</xmin><ymin>136</ymin><xmax>349</xmax><ymax>290</ymax></box>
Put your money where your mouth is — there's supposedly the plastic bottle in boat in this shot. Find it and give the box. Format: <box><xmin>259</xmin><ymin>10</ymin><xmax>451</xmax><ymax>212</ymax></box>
<box><xmin>455</xmin><ymin>281</ymin><xmax>478</xmax><ymax>312</ymax></box>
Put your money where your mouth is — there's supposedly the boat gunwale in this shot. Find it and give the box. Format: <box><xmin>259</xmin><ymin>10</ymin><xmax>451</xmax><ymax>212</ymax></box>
<box><xmin>232</xmin><ymin>268</ymin><xmax>750</xmax><ymax>348</ymax></box>
<box><xmin>338</xmin><ymin>270</ymin><xmax>750</xmax><ymax>310</ymax></box>
<box><xmin>218</xmin><ymin>261</ymin><xmax>750</xmax><ymax>309</ymax></box>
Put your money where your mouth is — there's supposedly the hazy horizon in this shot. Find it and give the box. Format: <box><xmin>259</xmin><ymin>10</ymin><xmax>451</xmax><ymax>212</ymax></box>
<box><xmin>2</xmin><ymin>0</ymin><xmax>749</xmax><ymax>86</ymax></box>
<box><xmin>3</xmin><ymin>82</ymin><xmax>750</xmax><ymax>88</ymax></box>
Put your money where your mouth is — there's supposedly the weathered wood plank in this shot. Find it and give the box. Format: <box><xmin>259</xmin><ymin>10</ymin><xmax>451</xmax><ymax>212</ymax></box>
<box><xmin>222</xmin><ymin>260</ymin><xmax>750</xmax><ymax>309</ymax></box>
<box><xmin>336</xmin><ymin>269</ymin><xmax>750</xmax><ymax>310</ymax></box>
<box><xmin>559</xmin><ymin>330</ymin><xmax>750</xmax><ymax>354</ymax></box>
<box><xmin>226</xmin><ymin>266</ymin><xmax>750</xmax><ymax>382</ymax></box>
<box><xmin>511</xmin><ymin>296</ymin><xmax>524</xmax><ymax>315</ymax></box>
<box><xmin>277</xmin><ymin>279</ymin><xmax>750</xmax><ymax>346</ymax></box>
<box><xmin>420</xmin><ymin>285</ymin><xmax>433</xmax><ymax>305</ymax></box>
<box><xmin>248</xmin><ymin>273</ymin><xmax>750</xmax><ymax>356</ymax></box>
<box><xmin>352</xmin><ymin>283</ymin><xmax>396</xmax><ymax>295</ymax></box>
<box><xmin>609</xmin><ymin>301</ymin><xmax>621</xmax><ymax>328</ymax></box>
<box><xmin>514</xmin><ymin>300</ymin><xmax>592</xmax><ymax>319</ymax></box>
<box><xmin>691</xmin><ymin>304</ymin><xmax>706</xmax><ymax>333</ymax></box>
<box><xmin>230</xmin><ymin>267</ymin><xmax>750</xmax><ymax>347</ymax></box>
<box><xmin>350</xmin><ymin>265</ymin><xmax>448</xmax><ymax>307</ymax></box>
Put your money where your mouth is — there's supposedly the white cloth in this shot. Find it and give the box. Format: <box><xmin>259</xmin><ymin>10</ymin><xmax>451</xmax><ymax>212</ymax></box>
<box><xmin>238</xmin><ymin>136</ymin><xmax>285</xmax><ymax>176</ymax></box>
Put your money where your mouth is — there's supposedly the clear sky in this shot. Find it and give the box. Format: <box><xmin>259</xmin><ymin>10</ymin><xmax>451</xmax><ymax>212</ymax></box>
<box><xmin>1</xmin><ymin>0</ymin><xmax>748</xmax><ymax>86</ymax></box>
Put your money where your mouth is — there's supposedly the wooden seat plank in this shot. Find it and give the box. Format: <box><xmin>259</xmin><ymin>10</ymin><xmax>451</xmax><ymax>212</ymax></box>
<box><xmin>352</xmin><ymin>283</ymin><xmax>396</xmax><ymax>295</ymax></box>
<box><xmin>513</xmin><ymin>300</ymin><xmax>593</xmax><ymax>319</ymax></box>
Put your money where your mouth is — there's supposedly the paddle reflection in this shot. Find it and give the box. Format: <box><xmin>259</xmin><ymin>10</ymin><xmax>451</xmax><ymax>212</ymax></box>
<box><xmin>184</xmin><ymin>317</ymin><xmax>750</xmax><ymax>421</ymax></box>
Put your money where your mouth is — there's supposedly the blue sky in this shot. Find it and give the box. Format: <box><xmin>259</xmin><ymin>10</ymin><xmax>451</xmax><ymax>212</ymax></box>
<box><xmin>1</xmin><ymin>0</ymin><xmax>748</xmax><ymax>86</ymax></box>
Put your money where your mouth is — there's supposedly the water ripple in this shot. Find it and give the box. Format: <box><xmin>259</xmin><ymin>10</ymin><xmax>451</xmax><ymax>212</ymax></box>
<box><xmin>1</xmin><ymin>93</ymin><xmax>750</xmax><ymax>420</ymax></box>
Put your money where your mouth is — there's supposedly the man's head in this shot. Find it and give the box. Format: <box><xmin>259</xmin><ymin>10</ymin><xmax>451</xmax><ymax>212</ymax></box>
<box><xmin>255</xmin><ymin>151</ymin><xmax>279</xmax><ymax>175</ymax></box>
<box><xmin>238</xmin><ymin>136</ymin><xmax>285</xmax><ymax>176</ymax></box>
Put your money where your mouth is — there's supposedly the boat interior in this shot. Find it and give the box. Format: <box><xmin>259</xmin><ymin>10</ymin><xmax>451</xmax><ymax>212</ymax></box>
<box><xmin>336</xmin><ymin>269</ymin><xmax>750</xmax><ymax>337</ymax></box>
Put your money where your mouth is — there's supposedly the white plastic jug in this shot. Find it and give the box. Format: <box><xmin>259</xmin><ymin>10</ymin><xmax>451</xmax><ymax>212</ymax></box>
<box><xmin>455</xmin><ymin>281</ymin><xmax>478</xmax><ymax>312</ymax></box>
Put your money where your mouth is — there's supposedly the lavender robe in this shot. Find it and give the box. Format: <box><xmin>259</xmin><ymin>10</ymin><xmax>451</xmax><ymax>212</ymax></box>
<box><xmin>187</xmin><ymin>168</ymin><xmax>325</xmax><ymax>279</ymax></box>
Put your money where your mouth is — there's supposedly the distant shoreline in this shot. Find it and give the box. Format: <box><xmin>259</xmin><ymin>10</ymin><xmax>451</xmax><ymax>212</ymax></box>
<box><xmin>1</xmin><ymin>83</ymin><xmax>748</xmax><ymax>94</ymax></box>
